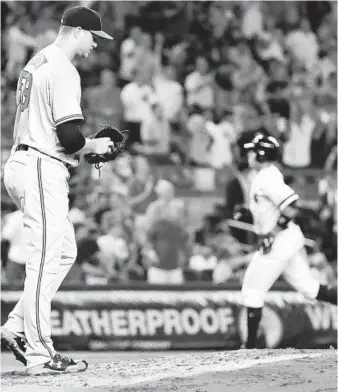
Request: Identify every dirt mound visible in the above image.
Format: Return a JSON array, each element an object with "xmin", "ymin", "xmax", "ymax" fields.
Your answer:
[{"xmin": 2, "ymin": 349, "xmax": 336, "ymax": 392}]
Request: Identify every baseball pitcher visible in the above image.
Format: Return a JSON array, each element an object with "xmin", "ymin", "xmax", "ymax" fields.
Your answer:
[{"xmin": 1, "ymin": 6, "xmax": 127, "ymax": 374}]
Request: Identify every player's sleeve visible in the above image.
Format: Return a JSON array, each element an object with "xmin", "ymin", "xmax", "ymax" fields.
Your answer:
[
  {"xmin": 262, "ymin": 168, "xmax": 299, "ymax": 211},
  {"xmin": 50, "ymin": 69, "xmax": 84, "ymax": 126}
]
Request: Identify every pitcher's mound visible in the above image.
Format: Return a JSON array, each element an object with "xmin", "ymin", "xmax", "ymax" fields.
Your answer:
[{"xmin": 2, "ymin": 348, "xmax": 336, "ymax": 392}]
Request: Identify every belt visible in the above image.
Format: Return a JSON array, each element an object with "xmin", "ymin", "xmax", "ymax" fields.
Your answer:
[{"xmin": 15, "ymin": 144, "xmax": 71, "ymax": 168}]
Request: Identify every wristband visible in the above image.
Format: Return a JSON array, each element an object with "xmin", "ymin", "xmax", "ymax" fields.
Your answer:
[{"xmin": 277, "ymin": 214, "xmax": 291, "ymax": 229}]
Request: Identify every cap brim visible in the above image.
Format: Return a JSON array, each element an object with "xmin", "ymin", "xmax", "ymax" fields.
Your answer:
[{"xmin": 91, "ymin": 30, "xmax": 113, "ymax": 40}]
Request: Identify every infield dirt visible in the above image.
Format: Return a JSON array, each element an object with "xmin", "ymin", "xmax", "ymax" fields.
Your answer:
[{"xmin": 1, "ymin": 348, "xmax": 337, "ymax": 392}]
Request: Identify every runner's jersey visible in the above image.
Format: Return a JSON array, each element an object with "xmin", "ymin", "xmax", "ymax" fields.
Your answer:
[{"xmin": 249, "ymin": 164, "xmax": 299, "ymax": 234}]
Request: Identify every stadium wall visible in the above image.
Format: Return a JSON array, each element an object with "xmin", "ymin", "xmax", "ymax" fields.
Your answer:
[{"xmin": 1, "ymin": 283, "xmax": 336, "ymax": 350}]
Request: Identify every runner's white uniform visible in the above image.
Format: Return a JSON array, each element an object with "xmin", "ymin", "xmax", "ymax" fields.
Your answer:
[
  {"xmin": 3, "ymin": 44, "xmax": 83, "ymax": 369},
  {"xmin": 241, "ymin": 164, "xmax": 320, "ymax": 308}
]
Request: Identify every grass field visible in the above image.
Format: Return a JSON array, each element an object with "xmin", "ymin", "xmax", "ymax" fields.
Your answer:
[{"xmin": 1, "ymin": 348, "xmax": 337, "ymax": 392}]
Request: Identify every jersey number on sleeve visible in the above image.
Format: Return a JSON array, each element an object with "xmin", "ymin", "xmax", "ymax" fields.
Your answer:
[{"xmin": 17, "ymin": 70, "xmax": 33, "ymax": 112}]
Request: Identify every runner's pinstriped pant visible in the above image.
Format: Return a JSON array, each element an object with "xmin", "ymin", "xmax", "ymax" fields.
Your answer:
[{"xmin": 3, "ymin": 151, "xmax": 77, "ymax": 368}]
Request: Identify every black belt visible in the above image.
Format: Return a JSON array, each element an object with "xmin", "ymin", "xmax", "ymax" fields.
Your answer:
[{"xmin": 15, "ymin": 144, "xmax": 70, "ymax": 168}]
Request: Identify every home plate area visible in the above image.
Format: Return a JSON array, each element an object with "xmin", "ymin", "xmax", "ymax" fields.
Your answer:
[{"xmin": 1, "ymin": 349, "xmax": 337, "ymax": 392}]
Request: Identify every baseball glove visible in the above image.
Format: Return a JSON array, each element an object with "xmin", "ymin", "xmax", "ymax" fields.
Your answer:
[{"xmin": 84, "ymin": 125, "xmax": 129, "ymax": 167}]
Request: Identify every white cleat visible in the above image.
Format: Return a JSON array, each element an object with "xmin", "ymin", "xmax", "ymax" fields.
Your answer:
[{"xmin": 27, "ymin": 353, "xmax": 88, "ymax": 375}]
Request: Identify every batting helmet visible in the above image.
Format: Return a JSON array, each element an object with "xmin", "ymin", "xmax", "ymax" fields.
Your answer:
[{"xmin": 243, "ymin": 133, "xmax": 280, "ymax": 163}]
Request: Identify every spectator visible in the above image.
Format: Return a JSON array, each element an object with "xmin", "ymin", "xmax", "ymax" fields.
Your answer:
[
  {"xmin": 69, "ymin": 197, "xmax": 86, "ymax": 226},
  {"xmin": 188, "ymin": 244, "xmax": 218, "ymax": 276},
  {"xmin": 119, "ymin": 25, "xmax": 143, "ymax": 88},
  {"xmin": 214, "ymin": 45, "xmax": 241, "ymax": 114},
  {"xmin": 324, "ymin": 145, "xmax": 337, "ymax": 172},
  {"xmin": 63, "ymin": 221, "xmax": 99, "ymax": 285},
  {"xmin": 241, "ymin": 1, "xmax": 265, "ymax": 39},
  {"xmin": 79, "ymin": 218, "xmax": 127, "ymax": 285},
  {"xmin": 212, "ymin": 226, "xmax": 252, "ymax": 284},
  {"xmin": 189, "ymin": 211, "xmax": 252, "ymax": 283},
  {"xmin": 266, "ymin": 58, "xmax": 288, "ymax": 83},
  {"xmin": 311, "ymin": 110, "xmax": 337, "ymax": 168},
  {"xmin": 317, "ymin": 21, "xmax": 335, "ymax": 54},
  {"xmin": 166, "ymin": 40, "xmax": 190, "ymax": 85},
  {"xmin": 264, "ymin": 14, "xmax": 286, "ymax": 48},
  {"xmin": 96, "ymin": 223, "xmax": 130, "ymax": 282},
  {"xmin": 205, "ymin": 112, "xmax": 237, "ymax": 168},
  {"xmin": 254, "ymin": 31, "xmax": 286, "ymax": 64},
  {"xmin": 94, "ymin": 153, "xmax": 133, "ymax": 195},
  {"xmin": 315, "ymin": 41, "xmax": 337, "ymax": 89},
  {"xmin": 308, "ymin": 246, "xmax": 336, "ymax": 287},
  {"xmin": 1, "ymin": 210, "xmax": 25, "ymax": 284},
  {"xmin": 120, "ymin": 66, "xmax": 158, "ymax": 147},
  {"xmin": 1, "ymin": 93, "xmax": 17, "ymax": 149},
  {"xmin": 208, "ymin": 2, "xmax": 237, "ymax": 48},
  {"xmin": 318, "ymin": 164, "xmax": 337, "ymax": 262},
  {"xmin": 34, "ymin": 28, "xmax": 57, "ymax": 52},
  {"xmin": 282, "ymin": 96, "xmax": 317, "ymax": 168},
  {"xmin": 108, "ymin": 192, "xmax": 134, "ymax": 228},
  {"xmin": 87, "ymin": 188, "xmax": 110, "ymax": 221},
  {"xmin": 186, "ymin": 113, "xmax": 213, "ymax": 167},
  {"xmin": 145, "ymin": 179, "xmax": 177, "ymax": 225},
  {"xmin": 282, "ymin": 3, "xmax": 301, "ymax": 33},
  {"xmin": 224, "ymin": 136, "xmax": 258, "ymax": 213},
  {"xmin": 232, "ymin": 41, "xmax": 266, "ymax": 107},
  {"xmin": 3, "ymin": 14, "xmax": 37, "ymax": 80},
  {"xmin": 153, "ymin": 65, "xmax": 184, "ymax": 124},
  {"xmin": 142, "ymin": 32, "xmax": 164, "ymax": 76},
  {"xmin": 140, "ymin": 102, "xmax": 171, "ymax": 155},
  {"xmin": 305, "ymin": 1, "xmax": 333, "ymax": 32},
  {"xmin": 185, "ymin": 55, "xmax": 214, "ymax": 110},
  {"xmin": 128, "ymin": 155, "xmax": 156, "ymax": 215},
  {"xmin": 84, "ymin": 69, "xmax": 123, "ymax": 130},
  {"xmin": 146, "ymin": 199, "xmax": 190, "ymax": 284},
  {"xmin": 127, "ymin": 215, "xmax": 149, "ymax": 281},
  {"xmin": 285, "ymin": 17, "xmax": 319, "ymax": 70}
]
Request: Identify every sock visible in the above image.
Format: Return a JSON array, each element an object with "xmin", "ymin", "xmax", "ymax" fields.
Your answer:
[
  {"xmin": 316, "ymin": 285, "xmax": 337, "ymax": 305},
  {"xmin": 246, "ymin": 307, "xmax": 263, "ymax": 348}
]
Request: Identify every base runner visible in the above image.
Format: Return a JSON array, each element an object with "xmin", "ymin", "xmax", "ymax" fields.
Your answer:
[{"xmin": 240, "ymin": 134, "xmax": 337, "ymax": 349}]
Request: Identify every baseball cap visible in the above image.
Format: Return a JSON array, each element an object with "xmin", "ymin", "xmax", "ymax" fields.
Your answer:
[{"xmin": 61, "ymin": 6, "xmax": 113, "ymax": 40}]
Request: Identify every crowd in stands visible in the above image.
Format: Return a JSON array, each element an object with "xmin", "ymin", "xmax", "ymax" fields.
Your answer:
[{"xmin": 1, "ymin": 1, "xmax": 337, "ymax": 287}]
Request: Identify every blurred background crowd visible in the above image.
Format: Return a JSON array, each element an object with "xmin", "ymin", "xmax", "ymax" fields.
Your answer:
[{"xmin": 1, "ymin": 1, "xmax": 337, "ymax": 287}]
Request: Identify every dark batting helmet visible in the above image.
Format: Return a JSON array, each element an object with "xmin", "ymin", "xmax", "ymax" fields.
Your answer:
[{"xmin": 243, "ymin": 133, "xmax": 280, "ymax": 162}]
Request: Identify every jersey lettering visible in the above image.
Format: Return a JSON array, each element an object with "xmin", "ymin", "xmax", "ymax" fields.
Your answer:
[
  {"xmin": 13, "ymin": 54, "xmax": 48, "ymax": 143},
  {"xmin": 17, "ymin": 54, "xmax": 48, "ymax": 112},
  {"xmin": 17, "ymin": 70, "xmax": 33, "ymax": 112}
]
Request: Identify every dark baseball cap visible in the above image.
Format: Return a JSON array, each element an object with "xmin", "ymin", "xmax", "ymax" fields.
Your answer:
[{"xmin": 61, "ymin": 6, "xmax": 113, "ymax": 40}]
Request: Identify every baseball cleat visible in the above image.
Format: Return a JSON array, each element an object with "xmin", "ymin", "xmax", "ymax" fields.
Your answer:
[
  {"xmin": 27, "ymin": 353, "xmax": 88, "ymax": 375},
  {"xmin": 0, "ymin": 327, "xmax": 27, "ymax": 366}
]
